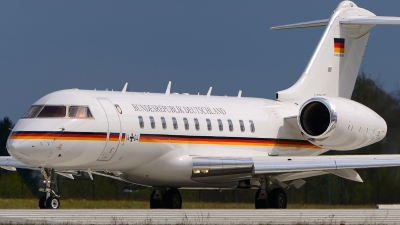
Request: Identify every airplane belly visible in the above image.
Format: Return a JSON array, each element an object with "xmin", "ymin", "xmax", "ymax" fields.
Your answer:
[{"xmin": 120, "ymin": 152, "xmax": 239, "ymax": 188}]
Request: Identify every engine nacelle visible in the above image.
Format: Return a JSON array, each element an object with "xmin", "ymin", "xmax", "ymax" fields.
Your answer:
[{"xmin": 298, "ymin": 97, "xmax": 386, "ymax": 150}]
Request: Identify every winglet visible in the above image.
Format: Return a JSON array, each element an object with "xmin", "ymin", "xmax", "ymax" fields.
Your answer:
[
  {"xmin": 166, "ymin": 81, "xmax": 171, "ymax": 95},
  {"xmin": 122, "ymin": 83, "xmax": 128, "ymax": 93},
  {"xmin": 207, "ymin": 87, "xmax": 212, "ymax": 97}
]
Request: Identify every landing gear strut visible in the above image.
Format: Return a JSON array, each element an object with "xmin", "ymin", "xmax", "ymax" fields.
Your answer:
[
  {"xmin": 39, "ymin": 168, "xmax": 60, "ymax": 209},
  {"xmin": 150, "ymin": 188, "xmax": 182, "ymax": 209},
  {"xmin": 255, "ymin": 178, "xmax": 287, "ymax": 209}
]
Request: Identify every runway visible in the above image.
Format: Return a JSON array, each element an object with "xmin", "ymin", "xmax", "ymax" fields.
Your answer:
[{"xmin": 1, "ymin": 209, "xmax": 400, "ymax": 225}]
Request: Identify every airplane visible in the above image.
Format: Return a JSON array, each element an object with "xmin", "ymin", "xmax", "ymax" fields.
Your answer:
[{"xmin": 2, "ymin": 0, "xmax": 400, "ymax": 210}]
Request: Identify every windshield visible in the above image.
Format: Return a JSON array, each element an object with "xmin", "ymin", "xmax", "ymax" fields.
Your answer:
[
  {"xmin": 37, "ymin": 106, "xmax": 66, "ymax": 118},
  {"xmin": 22, "ymin": 105, "xmax": 93, "ymax": 118},
  {"xmin": 22, "ymin": 105, "xmax": 44, "ymax": 118},
  {"xmin": 69, "ymin": 106, "xmax": 93, "ymax": 118}
]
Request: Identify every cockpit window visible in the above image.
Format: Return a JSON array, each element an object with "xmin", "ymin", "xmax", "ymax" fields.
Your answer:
[
  {"xmin": 69, "ymin": 106, "xmax": 93, "ymax": 118},
  {"xmin": 37, "ymin": 106, "xmax": 66, "ymax": 118},
  {"xmin": 22, "ymin": 105, "xmax": 44, "ymax": 118}
]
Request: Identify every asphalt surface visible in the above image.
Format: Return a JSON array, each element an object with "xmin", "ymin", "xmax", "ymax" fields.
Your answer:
[{"xmin": 0, "ymin": 209, "xmax": 399, "ymax": 224}]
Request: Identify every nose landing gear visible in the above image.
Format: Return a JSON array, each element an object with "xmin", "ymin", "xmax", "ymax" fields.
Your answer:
[{"xmin": 39, "ymin": 168, "xmax": 60, "ymax": 209}]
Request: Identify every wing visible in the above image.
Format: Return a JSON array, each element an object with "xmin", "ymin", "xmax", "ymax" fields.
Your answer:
[
  {"xmin": 0, "ymin": 156, "xmax": 35, "ymax": 171},
  {"xmin": 0, "ymin": 156, "xmax": 148, "ymax": 189},
  {"xmin": 253, "ymin": 155, "xmax": 400, "ymax": 173},
  {"xmin": 191, "ymin": 155, "xmax": 400, "ymax": 185}
]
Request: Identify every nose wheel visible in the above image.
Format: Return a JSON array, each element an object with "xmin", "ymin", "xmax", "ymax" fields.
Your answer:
[
  {"xmin": 39, "ymin": 168, "xmax": 61, "ymax": 209},
  {"xmin": 39, "ymin": 196, "xmax": 60, "ymax": 209}
]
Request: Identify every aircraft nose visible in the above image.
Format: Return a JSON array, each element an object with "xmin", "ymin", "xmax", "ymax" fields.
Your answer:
[
  {"xmin": 6, "ymin": 131, "xmax": 47, "ymax": 166},
  {"xmin": 8, "ymin": 132, "xmax": 31, "ymax": 160}
]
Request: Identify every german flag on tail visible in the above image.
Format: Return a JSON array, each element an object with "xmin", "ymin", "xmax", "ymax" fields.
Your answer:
[{"xmin": 334, "ymin": 38, "xmax": 345, "ymax": 54}]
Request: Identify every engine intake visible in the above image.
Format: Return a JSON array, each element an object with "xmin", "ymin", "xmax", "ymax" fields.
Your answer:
[
  {"xmin": 298, "ymin": 97, "xmax": 386, "ymax": 150},
  {"xmin": 299, "ymin": 99, "xmax": 336, "ymax": 138}
]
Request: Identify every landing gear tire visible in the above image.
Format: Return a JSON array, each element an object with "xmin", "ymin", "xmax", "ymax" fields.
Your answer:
[
  {"xmin": 269, "ymin": 188, "xmax": 287, "ymax": 209},
  {"xmin": 150, "ymin": 190, "xmax": 163, "ymax": 209},
  {"xmin": 164, "ymin": 188, "xmax": 182, "ymax": 209},
  {"xmin": 46, "ymin": 196, "xmax": 60, "ymax": 209},
  {"xmin": 39, "ymin": 196, "xmax": 46, "ymax": 209},
  {"xmin": 39, "ymin": 168, "xmax": 61, "ymax": 209},
  {"xmin": 254, "ymin": 189, "xmax": 268, "ymax": 209}
]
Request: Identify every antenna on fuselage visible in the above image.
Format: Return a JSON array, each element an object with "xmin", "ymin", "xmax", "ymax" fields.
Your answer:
[
  {"xmin": 165, "ymin": 81, "xmax": 171, "ymax": 95},
  {"xmin": 207, "ymin": 87, "xmax": 212, "ymax": 97},
  {"xmin": 238, "ymin": 90, "xmax": 242, "ymax": 98},
  {"xmin": 122, "ymin": 83, "xmax": 128, "ymax": 93}
]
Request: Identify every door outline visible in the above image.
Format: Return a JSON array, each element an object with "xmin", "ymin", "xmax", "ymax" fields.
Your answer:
[{"xmin": 97, "ymin": 98, "xmax": 121, "ymax": 161}]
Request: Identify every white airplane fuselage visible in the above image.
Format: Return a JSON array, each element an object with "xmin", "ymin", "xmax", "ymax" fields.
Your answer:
[
  {"xmin": 7, "ymin": 89, "xmax": 328, "ymax": 188},
  {"xmin": 3, "ymin": 1, "xmax": 400, "ymax": 210}
]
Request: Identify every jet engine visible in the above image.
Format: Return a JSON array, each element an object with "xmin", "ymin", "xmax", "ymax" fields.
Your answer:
[{"xmin": 298, "ymin": 97, "xmax": 386, "ymax": 150}]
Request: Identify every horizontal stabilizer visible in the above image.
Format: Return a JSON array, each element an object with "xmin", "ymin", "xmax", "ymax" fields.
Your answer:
[
  {"xmin": 270, "ymin": 19, "xmax": 329, "ymax": 30},
  {"xmin": 340, "ymin": 16, "xmax": 400, "ymax": 25}
]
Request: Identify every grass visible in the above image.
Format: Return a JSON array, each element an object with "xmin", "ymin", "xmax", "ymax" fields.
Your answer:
[{"xmin": 0, "ymin": 198, "xmax": 376, "ymax": 209}]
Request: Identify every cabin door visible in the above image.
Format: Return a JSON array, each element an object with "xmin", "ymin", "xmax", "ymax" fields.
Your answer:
[{"xmin": 97, "ymin": 98, "xmax": 121, "ymax": 161}]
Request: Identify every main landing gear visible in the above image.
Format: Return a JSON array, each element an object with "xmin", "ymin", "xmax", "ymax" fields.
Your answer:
[
  {"xmin": 255, "ymin": 178, "xmax": 287, "ymax": 209},
  {"xmin": 150, "ymin": 188, "xmax": 182, "ymax": 209},
  {"xmin": 39, "ymin": 168, "xmax": 60, "ymax": 209}
]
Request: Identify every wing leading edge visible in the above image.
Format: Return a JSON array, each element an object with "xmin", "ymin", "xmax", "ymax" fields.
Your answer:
[{"xmin": 253, "ymin": 155, "xmax": 400, "ymax": 174}]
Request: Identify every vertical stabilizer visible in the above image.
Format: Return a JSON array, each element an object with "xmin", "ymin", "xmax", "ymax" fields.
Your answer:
[{"xmin": 276, "ymin": 1, "xmax": 376, "ymax": 102}]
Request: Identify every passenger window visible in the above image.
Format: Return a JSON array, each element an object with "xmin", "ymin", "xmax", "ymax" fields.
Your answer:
[
  {"xmin": 69, "ymin": 106, "xmax": 93, "ymax": 118},
  {"xmin": 23, "ymin": 105, "xmax": 43, "ymax": 118},
  {"xmin": 150, "ymin": 116, "xmax": 155, "ymax": 129},
  {"xmin": 239, "ymin": 120, "xmax": 245, "ymax": 132},
  {"xmin": 228, "ymin": 119, "xmax": 233, "ymax": 132},
  {"xmin": 161, "ymin": 117, "xmax": 167, "ymax": 129},
  {"xmin": 183, "ymin": 118, "xmax": 189, "ymax": 130},
  {"xmin": 206, "ymin": 119, "xmax": 212, "ymax": 131},
  {"xmin": 172, "ymin": 117, "xmax": 178, "ymax": 130},
  {"xmin": 218, "ymin": 119, "xmax": 223, "ymax": 131},
  {"xmin": 37, "ymin": 106, "xmax": 66, "ymax": 118},
  {"xmin": 138, "ymin": 116, "xmax": 144, "ymax": 128},
  {"xmin": 249, "ymin": 120, "xmax": 255, "ymax": 133},
  {"xmin": 194, "ymin": 118, "xmax": 200, "ymax": 131}
]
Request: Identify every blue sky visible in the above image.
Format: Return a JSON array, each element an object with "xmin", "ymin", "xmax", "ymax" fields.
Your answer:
[{"xmin": 1, "ymin": 1, "xmax": 400, "ymax": 123}]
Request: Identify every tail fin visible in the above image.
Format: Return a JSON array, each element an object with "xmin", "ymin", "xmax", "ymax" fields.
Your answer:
[{"xmin": 275, "ymin": 1, "xmax": 400, "ymax": 103}]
